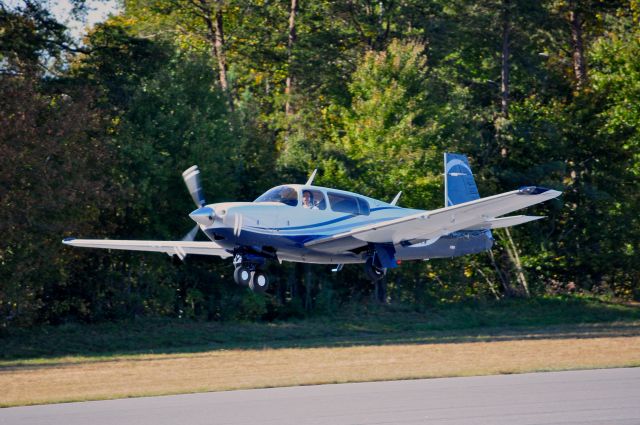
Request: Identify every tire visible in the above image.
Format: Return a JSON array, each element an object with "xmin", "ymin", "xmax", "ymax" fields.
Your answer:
[
  {"xmin": 249, "ymin": 270, "xmax": 269, "ymax": 293},
  {"xmin": 234, "ymin": 266, "xmax": 252, "ymax": 287},
  {"xmin": 364, "ymin": 256, "xmax": 386, "ymax": 281}
]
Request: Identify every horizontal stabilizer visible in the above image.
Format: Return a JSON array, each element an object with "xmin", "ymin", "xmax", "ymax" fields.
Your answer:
[
  {"xmin": 62, "ymin": 238, "xmax": 231, "ymax": 259},
  {"xmin": 463, "ymin": 215, "xmax": 545, "ymax": 230}
]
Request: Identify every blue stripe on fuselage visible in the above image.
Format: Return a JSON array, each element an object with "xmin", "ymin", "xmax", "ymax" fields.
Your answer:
[
  {"xmin": 244, "ymin": 211, "xmax": 408, "ymax": 237},
  {"xmin": 266, "ymin": 206, "xmax": 403, "ymax": 231},
  {"xmin": 244, "ymin": 217, "xmax": 393, "ymax": 236}
]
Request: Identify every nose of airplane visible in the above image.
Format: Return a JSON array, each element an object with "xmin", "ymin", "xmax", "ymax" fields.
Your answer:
[{"xmin": 189, "ymin": 206, "xmax": 215, "ymax": 226}]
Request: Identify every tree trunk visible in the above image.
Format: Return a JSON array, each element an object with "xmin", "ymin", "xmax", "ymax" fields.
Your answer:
[
  {"xmin": 304, "ymin": 263, "xmax": 312, "ymax": 311},
  {"xmin": 475, "ymin": 266, "xmax": 501, "ymax": 300},
  {"xmin": 568, "ymin": 2, "xmax": 588, "ymax": 90},
  {"xmin": 289, "ymin": 264, "xmax": 299, "ymax": 300},
  {"xmin": 375, "ymin": 276, "xmax": 387, "ymax": 304},
  {"xmin": 201, "ymin": 0, "xmax": 233, "ymax": 111},
  {"xmin": 284, "ymin": 0, "xmax": 298, "ymax": 116},
  {"xmin": 277, "ymin": 270, "xmax": 286, "ymax": 305},
  {"xmin": 214, "ymin": 6, "xmax": 234, "ymax": 111},
  {"xmin": 503, "ymin": 228, "xmax": 530, "ymax": 297},
  {"xmin": 500, "ymin": 0, "xmax": 510, "ymax": 118},
  {"xmin": 489, "ymin": 248, "xmax": 513, "ymax": 297}
]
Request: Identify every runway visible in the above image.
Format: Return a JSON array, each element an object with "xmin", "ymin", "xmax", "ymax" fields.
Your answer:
[{"xmin": 2, "ymin": 367, "xmax": 639, "ymax": 425}]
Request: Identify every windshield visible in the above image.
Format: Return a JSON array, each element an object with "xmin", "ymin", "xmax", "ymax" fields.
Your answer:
[{"xmin": 254, "ymin": 186, "xmax": 298, "ymax": 206}]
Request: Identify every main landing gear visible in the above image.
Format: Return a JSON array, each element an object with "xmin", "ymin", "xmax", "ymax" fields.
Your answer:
[
  {"xmin": 233, "ymin": 254, "xmax": 270, "ymax": 293},
  {"xmin": 364, "ymin": 254, "xmax": 386, "ymax": 282}
]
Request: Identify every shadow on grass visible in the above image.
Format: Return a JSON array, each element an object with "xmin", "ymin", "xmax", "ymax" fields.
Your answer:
[{"xmin": 1, "ymin": 296, "xmax": 639, "ymax": 367}]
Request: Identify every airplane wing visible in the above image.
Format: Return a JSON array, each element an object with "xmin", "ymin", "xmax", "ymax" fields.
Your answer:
[
  {"xmin": 62, "ymin": 238, "xmax": 232, "ymax": 260},
  {"xmin": 305, "ymin": 186, "xmax": 561, "ymax": 249},
  {"xmin": 463, "ymin": 215, "xmax": 545, "ymax": 230}
]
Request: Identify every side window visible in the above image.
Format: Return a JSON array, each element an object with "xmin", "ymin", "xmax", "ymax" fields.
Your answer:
[
  {"xmin": 301, "ymin": 190, "xmax": 326, "ymax": 210},
  {"xmin": 328, "ymin": 192, "xmax": 369, "ymax": 215}
]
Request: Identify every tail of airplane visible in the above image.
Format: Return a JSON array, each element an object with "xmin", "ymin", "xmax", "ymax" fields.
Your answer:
[{"xmin": 444, "ymin": 153, "xmax": 480, "ymax": 207}]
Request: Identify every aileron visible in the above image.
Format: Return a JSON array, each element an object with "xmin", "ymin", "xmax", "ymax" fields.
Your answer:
[{"xmin": 62, "ymin": 238, "xmax": 232, "ymax": 259}]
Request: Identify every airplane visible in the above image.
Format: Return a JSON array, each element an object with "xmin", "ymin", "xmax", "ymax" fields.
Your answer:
[{"xmin": 63, "ymin": 153, "xmax": 561, "ymax": 293}]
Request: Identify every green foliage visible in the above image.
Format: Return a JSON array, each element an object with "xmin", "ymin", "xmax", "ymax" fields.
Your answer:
[
  {"xmin": 0, "ymin": 69, "xmax": 120, "ymax": 328},
  {"xmin": 74, "ymin": 21, "xmax": 171, "ymax": 110},
  {"xmin": 0, "ymin": 2, "xmax": 71, "ymax": 73},
  {"xmin": 2, "ymin": 0, "xmax": 640, "ymax": 333},
  {"xmin": 324, "ymin": 40, "xmax": 453, "ymax": 208}
]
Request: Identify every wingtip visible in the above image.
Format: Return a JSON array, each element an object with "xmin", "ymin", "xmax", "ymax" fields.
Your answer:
[
  {"xmin": 62, "ymin": 237, "xmax": 76, "ymax": 244},
  {"xmin": 518, "ymin": 186, "xmax": 562, "ymax": 198}
]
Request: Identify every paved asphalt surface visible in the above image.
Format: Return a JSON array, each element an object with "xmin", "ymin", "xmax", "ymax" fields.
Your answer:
[{"xmin": 2, "ymin": 367, "xmax": 639, "ymax": 425}]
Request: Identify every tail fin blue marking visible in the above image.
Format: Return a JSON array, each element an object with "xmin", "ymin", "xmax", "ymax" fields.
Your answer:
[{"xmin": 444, "ymin": 153, "xmax": 480, "ymax": 207}]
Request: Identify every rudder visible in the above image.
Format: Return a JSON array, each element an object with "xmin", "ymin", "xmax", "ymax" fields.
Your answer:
[{"xmin": 444, "ymin": 153, "xmax": 480, "ymax": 207}]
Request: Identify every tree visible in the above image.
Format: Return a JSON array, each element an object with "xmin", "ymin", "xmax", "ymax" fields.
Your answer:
[
  {"xmin": 0, "ymin": 1, "xmax": 74, "ymax": 75},
  {"xmin": 0, "ymin": 45, "xmax": 120, "ymax": 328},
  {"xmin": 125, "ymin": 0, "xmax": 236, "ymax": 109}
]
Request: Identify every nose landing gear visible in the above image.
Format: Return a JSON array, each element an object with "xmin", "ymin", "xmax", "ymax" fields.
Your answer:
[
  {"xmin": 249, "ymin": 270, "xmax": 269, "ymax": 293},
  {"xmin": 233, "ymin": 254, "xmax": 270, "ymax": 293},
  {"xmin": 233, "ymin": 266, "xmax": 252, "ymax": 287}
]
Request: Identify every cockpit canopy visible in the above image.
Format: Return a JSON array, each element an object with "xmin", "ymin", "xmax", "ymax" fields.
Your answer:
[
  {"xmin": 254, "ymin": 185, "xmax": 298, "ymax": 206},
  {"xmin": 254, "ymin": 185, "xmax": 371, "ymax": 215}
]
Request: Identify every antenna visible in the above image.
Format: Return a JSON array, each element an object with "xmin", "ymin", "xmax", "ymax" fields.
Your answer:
[
  {"xmin": 390, "ymin": 191, "xmax": 402, "ymax": 206},
  {"xmin": 305, "ymin": 169, "xmax": 318, "ymax": 186}
]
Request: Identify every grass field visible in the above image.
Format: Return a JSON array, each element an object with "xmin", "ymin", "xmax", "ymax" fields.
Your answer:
[
  {"xmin": 2, "ymin": 296, "xmax": 639, "ymax": 360},
  {"xmin": 1, "ymin": 297, "xmax": 639, "ymax": 407}
]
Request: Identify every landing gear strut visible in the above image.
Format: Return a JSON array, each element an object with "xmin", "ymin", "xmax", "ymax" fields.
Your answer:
[{"xmin": 233, "ymin": 254, "xmax": 270, "ymax": 293}]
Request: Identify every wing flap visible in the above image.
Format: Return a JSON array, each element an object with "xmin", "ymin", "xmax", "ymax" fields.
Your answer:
[
  {"xmin": 62, "ymin": 238, "xmax": 232, "ymax": 259},
  {"xmin": 305, "ymin": 187, "xmax": 560, "ymax": 248},
  {"xmin": 463, "ymin": 215, "xmax": 545, "ymax": 230}
]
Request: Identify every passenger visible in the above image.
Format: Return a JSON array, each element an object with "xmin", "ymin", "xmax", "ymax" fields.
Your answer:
[{"xmin": 302, "ymin": 190, "xmax": 318, "ymax": 209}]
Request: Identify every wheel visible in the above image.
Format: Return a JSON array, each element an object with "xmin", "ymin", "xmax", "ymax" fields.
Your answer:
[
  {"xmin": 249, "ymin": 270, "xmax": 269, "ymax": 293},
  {"xmin": 364, "ymin": 256, "xmax": 386, "ymax": 281},
  {"xmin": 234, "ymin": 266, "xmax": 252, "ymax": 287}
]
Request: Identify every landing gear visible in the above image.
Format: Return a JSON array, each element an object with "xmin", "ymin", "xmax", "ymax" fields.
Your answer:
[
  {"xmin": 364, "ymin": 255, "xmax": 386, "ymax": 281},
  {"xmin": 233, "ymin": 254, "xmax": 270, "ymax": 293},
  {"xmin": 233, "ymin": 266, "xmax": 252, "ymax": 287},
  {"xmin": 249, "ymin": 271, "xmax": 269, "ymax": 293}
]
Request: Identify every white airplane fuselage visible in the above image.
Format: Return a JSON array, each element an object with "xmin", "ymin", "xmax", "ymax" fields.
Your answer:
[{"xmin": 198, "ymin": 184, "xmax": 493, "ymax": 265}]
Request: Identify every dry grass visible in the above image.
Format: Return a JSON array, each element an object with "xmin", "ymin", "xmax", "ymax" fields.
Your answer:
[{"xmin": 2, "ymin": 333, "xmax": 640, "ymax": 407}]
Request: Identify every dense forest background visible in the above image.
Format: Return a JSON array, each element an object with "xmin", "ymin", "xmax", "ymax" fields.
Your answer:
[{"xmin": 2, "ymin": 0, "xmax": 640, "ymax": 330}]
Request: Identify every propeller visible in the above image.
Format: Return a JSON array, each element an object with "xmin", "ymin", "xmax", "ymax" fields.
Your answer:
[
  {"xmin": 183, "ymin": 165, "xmax": 215, "ymax": 226},
  {"xmin": 182, "ymin": 165, "xmax": 206, "ymax": 208},
  {"xmin": 169, "ymin": 166, "xmax": 214, "ymax": 263},
  {"xmin": 182, "ymin": 224, "xmax": 200, "ymax": 242}
]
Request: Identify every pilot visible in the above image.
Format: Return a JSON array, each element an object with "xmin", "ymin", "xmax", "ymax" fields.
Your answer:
[
  {"xmin": 277, "ymin": 186, "xmax": 296, "ymax": 206},
  {"xmin": 302, "ymin": 190, "xmax": 318, "ymax": 209}
]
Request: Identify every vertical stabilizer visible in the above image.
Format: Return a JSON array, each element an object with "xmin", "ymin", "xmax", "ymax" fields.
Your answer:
[{"xmin": 444, "ymin": 153, "xmax": 480, "ymax": 207}]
